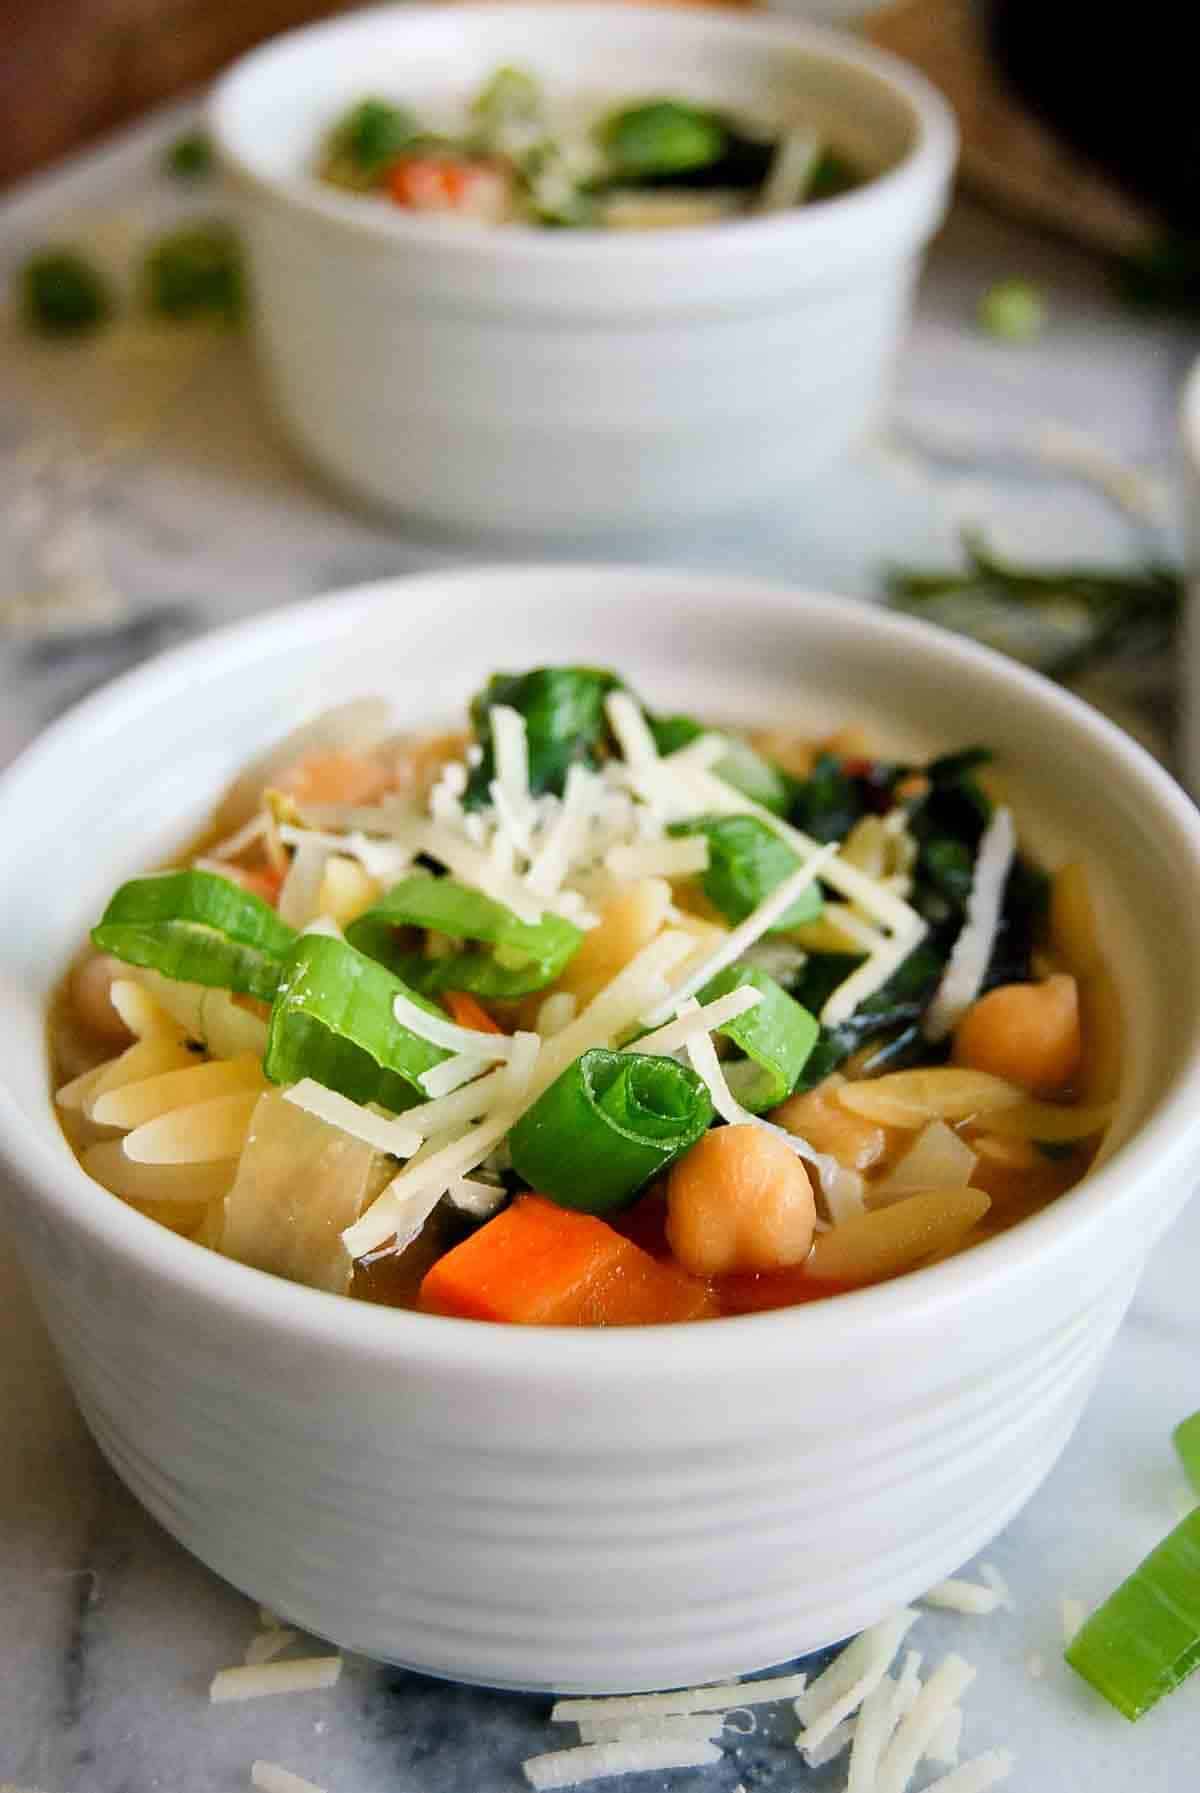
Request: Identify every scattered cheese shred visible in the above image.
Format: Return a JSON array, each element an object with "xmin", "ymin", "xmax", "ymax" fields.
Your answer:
[
  {"xmin": 244, "ymin": 1627, "xmax": 299, "ymax": 1667},
  {"xmin": 874, "ymin": 1654, "xmax": 976, "ymax": 1793},
  {"xmin": 921, "ymin": 1579, "xmax": 1003, "ymax": 1616},
  {"xmin": 572, "ymin": 1716, "xmax": 724, "ymax": 1747},
  {"xmin": 799, "ymin": 1714, "xmax": 856, "ymax": 1768},
  {"xmin": 536, "ymin": 990, "xmax": 578, "ymax": 1037},
  {"xmin": 393, "ymin": 992, "xmax": 518, "ymax": 1062},
  {"xmin": 684, "ymin": 1026, "xmax": 751, "ymax": 1127},
  {"xmin": 209, "ymin": 1656, "xmax": 342, "ymax": 1703},
  {"xmin": 490, "ymin": 705, "xmax": 532, "ymax": 820},
  {"xmin": 552, "ymin": 1670, "xmax": 808, "ymax": 1725},
  {"xmin": 632, "ymin": 986, "xmax": 762, "ymax": 1059},
  {"xmin": 250, "ymin": 1764, "xmax": 329, "ymax": 1793},
  {"xmin": 846, "ymin": 1669, "xmax": 901, "ymax": 1792},
  {"xmin": 522, "ymin": 1737, "xmax": 721, "ymax": 1790},
  {"xmin": 978, "ymin": 1564, "xmax": 1014, "ymax": 1611},
  {"xmin": 922, "ymin": 1749, "xmax": 1015, "ymax": 1793},
  {"xmin": 418, "ymin": 1053, "xmax": 497, "ymax": 1100},
  {"xmin": 642, "ymin": 846, "xmax": 840, "ymax": 1025},
  {"xmin": 796, "ymin": 1610, "xmax": 918, "ymax": 1732},
  {"xmin": 923, "ymin": 809, "xmax": 1016, "ymax": 1042},
  {"xmin": 927, "ymin": 1706, "xmax": 963, "ymax": 1767},
  {"xmin": 283, "ymin": 1080, "xmax": 422, "ymax": 1159},
  {"xmin": 1060, "ymin": 1596, "xmax": 1086, "ymax": 1643},
  {"xmin": 446, "ymin": 1176, "xmax": 506, "ymax": 1218},
  {"xmin": 605, "ymin": 838, "xmax": 710, "ymax": 882},
  {"xmin": 341, "ymin": 1110, "xmax": 516, "ymax": 1258},
  {"xmin": 605, "ymin": 691, "xmax": 660, "ymax": 773}
]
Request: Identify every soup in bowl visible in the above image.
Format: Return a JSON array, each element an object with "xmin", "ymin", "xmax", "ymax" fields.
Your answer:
[{"xmin": 1, "ymin": 566, "xmax": 1198, "ymax": 1692}]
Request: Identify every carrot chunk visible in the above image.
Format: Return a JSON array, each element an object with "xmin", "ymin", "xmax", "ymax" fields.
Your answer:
[
  {"xmin": 418, "ymin": 1194, "xmax": 714, "ymax": 1326},
  {"xmin": 442, "ymin": 991, "xmax": 505, "ymax": 1034}
]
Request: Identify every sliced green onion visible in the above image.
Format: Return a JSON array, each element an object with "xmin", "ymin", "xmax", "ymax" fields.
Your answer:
[
  {"xmin": 600, "ymin": 100, "xmax": 727, "ymax": 180},
  {"xmin": 668, "ymin": 814, "xmax": 823, "ymax": 931},
  {"xmin": 471, "ymin": 66, "xmax": 542, "ymax": 129},
  {"xmin": 508, "ymin": 1048, "xmax": 713, "ymax": 1214},
  {"xmin": 1065, "ymin": 1507, "xmax": 1200, "ymax": 1719},
  {"xmin": 698, "ymin": 966, "xmax": 819, "ymax": 1112},
  {"xmin": 264, "ymin": 934, "xmax": 449, "ymax": 1113},
  {"xmin": 1175, "ymin": 1413, "xmax": 1200, "ymax": 1495},
  {"xmin": 20, "ymin": 248, "xmax": 113, "ymax": 337},
  {"xmin": 322, "ymin": 98, "xmax": 420, "ymax": 188},
  {"xmin": 345, "ymin": 876, "xmax": 581, "ymax": 997},
  {"xmin": 649, "ymin": 715, "xmax": 793, "ymax": 815},
  {"xmin": 92, "ymin": 870, "xmax": 296, "ymax": 1002}
]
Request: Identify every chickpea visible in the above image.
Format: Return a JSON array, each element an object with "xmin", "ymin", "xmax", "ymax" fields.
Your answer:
[
  {"xmin": 771, "ymin": 1075, "xmax": 887, "ymax": 1172},
  {"xmin": 952, "ymin": 973, "xmax": 1081, "ymax": 1096},
  {"xmin": 69, "ymin": 953, "xmax": 134, "ymax": 1044},
  {"xmin": 666, "ymin": 1124, "xmax": 815, "ymax": 1276}
]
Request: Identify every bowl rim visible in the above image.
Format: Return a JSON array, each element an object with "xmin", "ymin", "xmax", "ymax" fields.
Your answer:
[
  {"xmin": 4, "ymin": 561, "xmax": 1200, "ymax": 1378},
  {"xmin": 208, "ymin": 1, "xmax": 958, "ymax": 271}
]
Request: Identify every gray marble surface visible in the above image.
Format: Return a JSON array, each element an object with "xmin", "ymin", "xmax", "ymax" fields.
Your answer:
[{"xmin": 1, "ymin": 92, "xmax": 1198, "ymax": 1793}]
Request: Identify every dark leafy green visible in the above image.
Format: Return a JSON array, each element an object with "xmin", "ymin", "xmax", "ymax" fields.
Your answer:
[
  {"xmin": 789, "ymin": 753, "xmax": 873, "ymax": 843},
  {"xmin": 465, "ymin": 666, "xmax": 621, "ymax": 805},
  {"xmin": 668, "ymin": 814, "xmax": 823, "ymax": 931},
  {"xmin": 791, "ymin": 942, "xmax": 947, "ymax": 1089},
  {"xmin": 20, "ymin": 249, "xmax": 112, "ymax": 337}
]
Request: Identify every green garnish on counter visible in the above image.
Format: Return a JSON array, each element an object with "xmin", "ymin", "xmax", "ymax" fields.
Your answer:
[
  {"xmin": 19, "ymin": 249, "xmax": 113, "ymax": 337},
  {"xmin": 1065, "ymin": 1506, "xmax": 1200, "ymax": 1719}
]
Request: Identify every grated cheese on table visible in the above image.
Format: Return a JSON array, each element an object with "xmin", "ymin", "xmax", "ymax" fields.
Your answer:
[
  {"xmin": 209, "ymin": 1656, "xmax": 342, "ymax": 1703},
  {"xmin": 796, "ymin": 1611, "xmax": 919, "ymax": 1730},
  {"xmin": 250, "ymin": 1765, "xmax": 329, "ymax": 1793},
  {"xmin": 522, "ymin": 1737, "xmax": 722, "ymax": 1790},
  {"xmin": 572, "ymin": 1715, "xmax": 725, "ymax": 1747},
  {"xmin": 922, "ymin": 1749, "xmax": 1016, "ymax": 1793},
  {"xmin": 921, "ymin": 1578, "xmax": 1003, "ymax": 1616},
  {"xmin": 928, "ymin": 1706, "xmax": 963, "ymax": 1767},
  {"xmin": 244, "ymin": 1626, "xmax": 299, "ymax": 1667},
  {"xmin": 551, "ymin": 1670, "xmax": 808, "ymax": 1725},
  {"xmin": 874, "ymin": 1654, "xmax": 977, "ymax": 1793},
  {"xmin": 1060, "ymin": 1596, "xmax": 1086, "ymax": 1643}
]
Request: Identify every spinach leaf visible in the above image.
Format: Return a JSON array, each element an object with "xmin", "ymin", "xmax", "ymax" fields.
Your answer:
[
  {"xmin": 465, "ymin": 666, "xmax": 621, "ymax": 806},
  {"xmin": 789, "ymin": 752, "xmax": 871, "ymax": 843},
  {"xmin": 790, "ymin": 943, "xmax": 949, "ymax": 1091},
  {"xmin": 649, "ymin": 713, "xmax": 794, "ymax": 814},
  {"xmin": 668, "ymin": 814, "xmax": 822, "ymax": 931}
]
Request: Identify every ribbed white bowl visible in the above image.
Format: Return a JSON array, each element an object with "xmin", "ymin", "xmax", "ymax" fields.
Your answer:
[
  {"xmin": 2, "ymin": 567, "xmax": 1199, "ymax": 1692},
  {"xmin": 210, "ymin": 6, "xmax": 956, "ymax": 534}
]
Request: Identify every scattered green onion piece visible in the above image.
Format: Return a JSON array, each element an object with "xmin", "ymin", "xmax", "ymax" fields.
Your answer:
[
  {"xmin": 164, "ymin": 130, "xmax": 213, "ymax": 180},
  {"xmin": 264, "ymin": 934, "xmax": 448, "ymax": 1113},
  {"xmin": 1175, "ymin": 1413, "xmax": 1200, "ymax": 1496},
  {"xmin": 92, "ymin": 870, "xmax": 296, "ymax": 1002},
  {"xmin": 697, "ymin": 966, "xmax": 818, "ymax": 1111},
  {"xmin": 600, "ymin": 100, "xmax": 727, "ymax": 180},
  {"xmin": 978, "ymin": 278, "xmax": 1047, "ymax": 343},
  {"xmin": 345, "ymin": 876, "xmax": 582, "ymax": 997},
  {"xmin": 465, "ymin": 666, "xmax": 621, "ymax": 805},
  {"xmin": 649, "ymin": 714, "xmax": 794, "ymax": 815},
  {"xmin": 668, "ymin": 814, "xmax": 823, "ymax": 931},
  {"xmin": 508, "ymin": 1048, "xmax": 713, "ymax": 1214},
  {"xmin": 322, "ymin": 98, "xmax": 420, "ymax": 187},
  {"xmin": 471, "ymin": 66, "xmax": 542, "ymax": 129},
  {"xmin": 141, "ymin": 221, "xmax": 244, "ymax": 323},
  {"xmin": 20, "ymin": 249, "xmax": 112, "ymax": 337},
  {"xmin": 1065, "ymin": 1507, "xmax": 1200, "ymax": 1719}
]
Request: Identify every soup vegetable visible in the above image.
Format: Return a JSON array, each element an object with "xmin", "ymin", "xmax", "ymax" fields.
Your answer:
[
  {"xmin": 315, "ymin": 69, "xmax": 861, "ymax": 229},
  {"xmin": 53, "ymin": 668, "xmax": 1119, "ymax": 1325}
]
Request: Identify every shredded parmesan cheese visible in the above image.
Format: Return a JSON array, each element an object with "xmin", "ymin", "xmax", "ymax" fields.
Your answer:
[
  {"xmin": 605, "ymin": 691, "xmax": 660, "ymax": 773},
  {"xmin": 632, "ymin": 986, "xmax": 762, "ymax": 1058},
  {"xmin": 283, "ymin": 1081, "xmax": 422, "ymax": 1159},
  {"xmin": 921, "ymin": 1579, "xmax": 1003, "ymax": 1616},
  {"xmin": 874, "ymin": 1654, "xmax": 977, "ymax": 1793},
  {"xmin": 522, "ymin": 1738, "xmax": 721, "ymax": 1790},
  {"xmin": 922, "ymin": 1749, "xmax": 1015, "ymax": 1793},
  {"xmin": 927, "ymin": 1706, "xmax": 963, "ymax": 1767},
  {"xmin": 446, "ymin": 1176, "xmax": 506, "ymax": 1218},
  {"xmin": 393, "ymin": 992, "xmax": 518, "ymax": 1062},
  {"xmin": 209, "ymin": 1656, "xmax": 342, "ymax": 1702},
  {"xmin": 536, "ymin": 990, "xmax": 578, "ymax": 1037},
  {"xmin": 552, "ymin": 1671, "xmax": 808, "ymax": 1725},
  {"xmin": 796, "ymin": 1611, "xmax": 918, "ymax": 1728},
  {"xmin": 341, "ymin": 1111, "xmax": 515, "ymax": 1258},
  {"xmin": 244, "ymin": 1627, "xmax": 299, "ymax": 1666},
  {"xmin": 250, "ymin": 1765, "xmax": 329, "ymax": 1793},
  {"xmin": 923, "ymin": 809, "xmax": 1016, "ymax": 1042},
  {"xmin": 605, "ymin": 838, "xmax": 709, "ymax": 882},
  {"xmin": 572, "ymin": 1716, "xmax": 724, "ymax": 1747}
]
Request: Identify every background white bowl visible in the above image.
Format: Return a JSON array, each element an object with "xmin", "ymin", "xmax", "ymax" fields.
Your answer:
[
  {"xmin": 1180, "ymin": 357, "xmax": 1200, "ymax": 797},
  {"xmin": 2, "ymin": 566, "xmax": 1199, "ymax": 1693},
  {"xmin": 210, "ymin": 5, "xmax": 957, "ymax": 536}
]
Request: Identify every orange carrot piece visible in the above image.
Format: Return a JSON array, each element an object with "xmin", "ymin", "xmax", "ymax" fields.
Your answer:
[
  {"xmin": 418, "ymin": 1194, "xmax": 713, "ymax": 1326},
  {"xmin": 442, "ymin": 990, "xmax": 505, "ymax": 1035}
]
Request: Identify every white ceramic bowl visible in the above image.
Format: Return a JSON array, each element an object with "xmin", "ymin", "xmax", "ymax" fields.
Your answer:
[
  {"xmin": 1180, "ymin": 356, "xmax": 1200, "ymax": 796},
  {"xmin": 210, "ymin": 5, "xmax": 957, "ymax": 536},
  {"xmin": 2, "ymin": 566, "xmax": 1200, "ymax": 1694}
]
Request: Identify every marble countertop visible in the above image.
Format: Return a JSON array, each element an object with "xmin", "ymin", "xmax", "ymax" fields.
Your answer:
[{"xmin": 1, "ymin": 94, "xmax": 1198, "ymax": 1793}]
